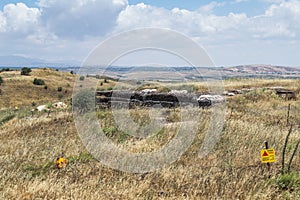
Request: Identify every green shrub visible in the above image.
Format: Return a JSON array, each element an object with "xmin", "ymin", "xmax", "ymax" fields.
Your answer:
[
  {"xmin": 57, "ymin": 86, "xmax": 62, "ymax": 92},
  {"xmin": 46, "ymin": 103, "xmax": 52, "ymax": 109},
  {"xmin": 0, "ymin": 76, "xmax": 3, "ymax": 85},
  {"xmin": 33, "ymin": 78, "xmax": 45, "ymax": 85},
  {"xmin": 21, "ymin": 67, "xmax": 32, "ymax": 76},
  {"xmin": 95, "ymin": 75, "xmax": 100, "ymax": 79},
  {"xmin": 0, "ymin": 68, "xmax": 10, "ymax": 73},
  {"xmin": 103, "ymin": 126, "xmax": 118, "ymax": 137},
  {"xmin": 44, "ymin": 85, "xmax": 48, "ymax": 90},
  {"xmin": 0, "ymin": 113, "xmax": 15, "ymax": 126},
  {"xmin": 277, "ymin": 173, "xmax": 300, "ymax": 190},
  {"xmin": 79, "ymin": 76, "xmax": 85, "ymax": 81}
]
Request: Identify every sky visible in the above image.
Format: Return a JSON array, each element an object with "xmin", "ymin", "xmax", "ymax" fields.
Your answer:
[{"xmin": 0, "ymin": 0, "xmax": 299, "ymax": 67}]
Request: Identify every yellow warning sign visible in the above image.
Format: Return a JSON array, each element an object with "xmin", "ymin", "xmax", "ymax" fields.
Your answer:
[{"xmin": 260, "ymin": 148, "xmax": 276, "ymax": 163}]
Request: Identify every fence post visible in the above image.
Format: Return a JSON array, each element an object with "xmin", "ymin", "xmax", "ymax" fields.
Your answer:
[
  {"xmin": 287, "ymin": 104, "xmax": 291, "ymax": 126},
  {"xmin": 265, "ymin": 141, "xmax": 271, "ymax": 174}
]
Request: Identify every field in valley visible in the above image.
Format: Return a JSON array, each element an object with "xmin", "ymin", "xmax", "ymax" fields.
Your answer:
[{"xmin": 1, "ymin": 69, "xmax": 300, "ymax": 199}]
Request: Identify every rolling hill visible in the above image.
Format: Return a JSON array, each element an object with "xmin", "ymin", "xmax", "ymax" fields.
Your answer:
[{"xmin": 0, "ymin": 68, "xmax": 75, "ymax": 108}]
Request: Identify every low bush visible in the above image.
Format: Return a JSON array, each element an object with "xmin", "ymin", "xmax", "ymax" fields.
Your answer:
[
  {"xmin": 21, "ymin": 67, "xmax": 32, "ymax": 76},
  {"xmin": 0, "ymin": 68, "xmax": 10, "ymax": 73},
  {"xmin": 33, "ymin": 78, "xmax": 45, "ymax": 85},
  {"xmin": 277, "ymin": 173, "xmax": 300, "ymax": 191}
]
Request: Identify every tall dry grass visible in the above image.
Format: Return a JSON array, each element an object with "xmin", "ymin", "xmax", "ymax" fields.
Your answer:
[{"xmin": 1, "ymin": 77, "xmax": 300, "ymax": 199}]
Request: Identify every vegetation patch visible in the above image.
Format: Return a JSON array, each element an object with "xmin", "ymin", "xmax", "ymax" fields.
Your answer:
[
  {"xmin": 33, "ymin": 78, "xmax": 45, "ymax": 85},
  {"xmin": 276, "ymin": 173, "xmax": 300, "ymax": 191},
  {"xmin": 23, "ymin": 161, "xmax": 53, "ymax": 179},
  {"xmin": 0, "ymin": 113, "xmax": 15, "ymax": 126},
  {"xmin": 21, "ymin": 67, "xmax": 32, "ymax": 76}
]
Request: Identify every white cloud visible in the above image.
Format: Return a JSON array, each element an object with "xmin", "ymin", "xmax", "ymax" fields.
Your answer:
[
  {"xmin": 116, "ymin": 3, "xmax": 171, "ymax": 30},
  {"xmin": 0, "ymin": 12, "xmax": 6, "ymax": 32},
  {"xmin": 116, "ymin": 1, "xmax": 300, "ymax": 40},
  {"xmin": 116, "ymin": 3, "xmax": 248, "ymax": 40},
  {"xmin": 197, "ymin": 1, "xmax": 227, "ymax": 13},
  {"xmin": 0, "ymin": 3, "xmax": 40, "ymax": 34},
  {"xmin": 0, "ymin": 0, "xmax": 299, "ymax": 66},
  {"xmin": 251, "ymin": 0, "xmax": 300, "ymax": 38},
  {"xmin": 231, "ymin": 0, "xmax": 249, "ymax": 4},
  {"xmin": 261, "ymin": 0, "xmax": 285, "ymax": 3},
  {"xmin": 38, "ymin": 0, "xmax": 128, "ymax": 38}
]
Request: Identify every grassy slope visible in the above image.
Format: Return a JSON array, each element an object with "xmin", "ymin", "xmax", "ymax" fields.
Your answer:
[
  {"xmin": 0, "ymin": 68, "xmax": 75, "ymax": 108},
  {"xmin": 1, "ymin": 75, "xmax": 300, "ymax": 199}
]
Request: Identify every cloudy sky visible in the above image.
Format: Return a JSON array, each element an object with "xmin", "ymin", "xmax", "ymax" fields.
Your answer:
[{"xmin": 0, "ymin": 0, "xmax": 299, "ymax": 67}]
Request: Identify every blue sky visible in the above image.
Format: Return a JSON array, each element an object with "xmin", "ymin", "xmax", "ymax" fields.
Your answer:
[
  {"xmin": 0, "ymin": 0, "xmax": 272, "ymax": 16},
  {"xmin": 0, "ymin": 0, "xmax": 299, "ymax": 67},
  {"xmin": 0, "ymin": 0, "xmax": 36, "ymax": 8},
  {"xmin": 128, "ymin": 0, "xmax": 271, "ymax": 16}
]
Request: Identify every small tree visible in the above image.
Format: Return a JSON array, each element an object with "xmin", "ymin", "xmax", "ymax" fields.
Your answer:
[
  {"xmin": 33, "ymin": 78, "xmax": 45, "ymax": 85},
  {"xmin": 21, "ymin": 67, "xmax": 32, "ymax": 76}
]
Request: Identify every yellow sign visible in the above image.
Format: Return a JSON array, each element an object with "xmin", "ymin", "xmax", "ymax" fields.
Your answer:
[
  {"xmin": 260, "ymin": 148, "xmax": 276, "ymax": 163},
  {"xmin": 56, "ymin": 157, "xmax": 68, "ymax": 169}
]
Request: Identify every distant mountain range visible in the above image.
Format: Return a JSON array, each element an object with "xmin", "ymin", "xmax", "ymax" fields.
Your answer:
[
  {"xmin": 0, "ymin": 55, "xmax": 78, "ymax": 67},
  {"xmin": 0, "ymin": 55, "xmax": 299, "ymax": 79},
  {"xmin": 223, "ymin": 64, "xmax": 300, "ymax": 75},
  {"xmin": 0, "ymin": 55, "xmax": 45, "ymax": 66}
]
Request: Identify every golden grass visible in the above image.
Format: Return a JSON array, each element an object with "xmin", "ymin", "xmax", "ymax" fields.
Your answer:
[
  {"xmin": 0, "ymin": 68, "xmax": 75, "ymax": 108},
  {"xmin": 224, "ymin": 78, "xmax": 299, "ymax": 90},
  {"xmin": 1, "ymin": 75, "xmax": 300, "ymax": 199}
]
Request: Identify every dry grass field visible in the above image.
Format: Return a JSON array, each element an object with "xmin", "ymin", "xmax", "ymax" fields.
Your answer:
[
  {"xmin": 0, "ymin": 68, "xmax": 75, "ymax": 108},
  {"xmin": 1, "ymin": 69, "xmax": 300, "ymax": 199}
]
